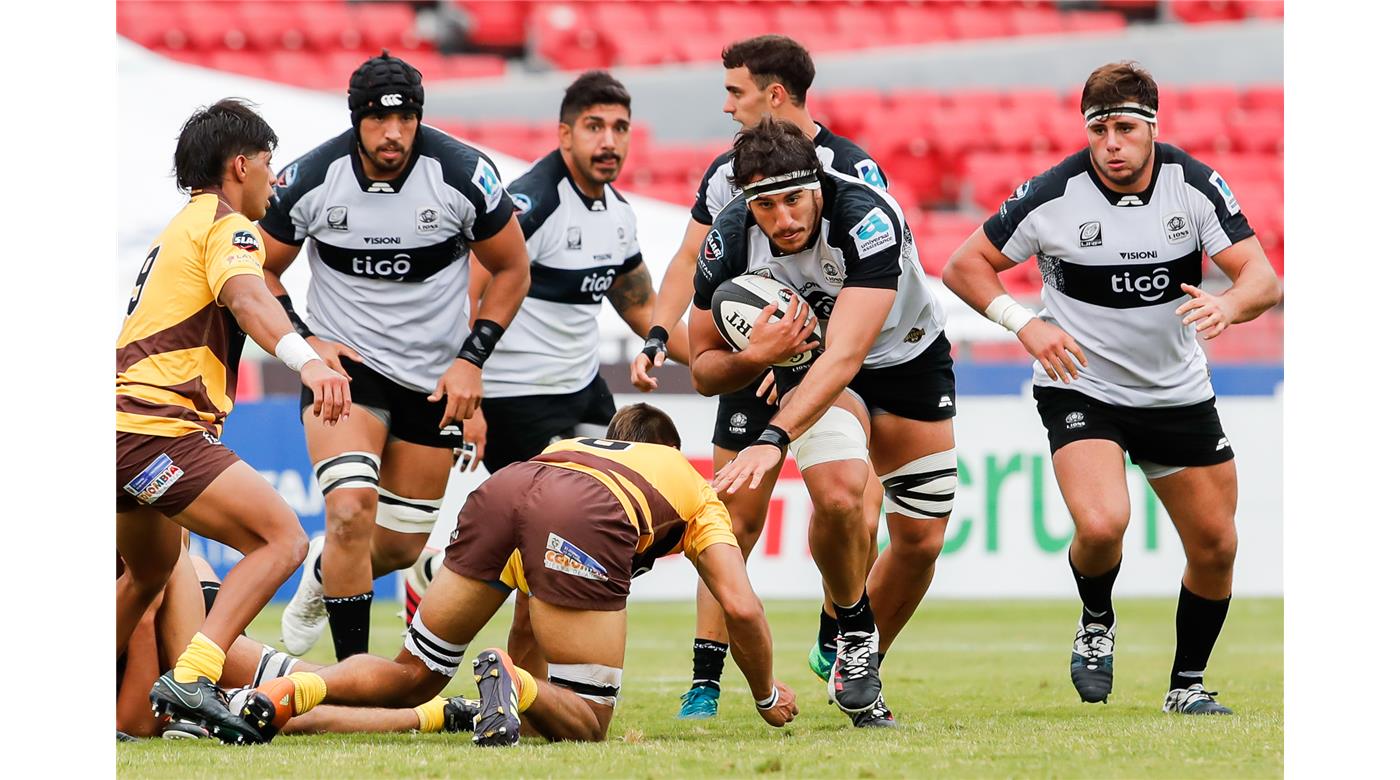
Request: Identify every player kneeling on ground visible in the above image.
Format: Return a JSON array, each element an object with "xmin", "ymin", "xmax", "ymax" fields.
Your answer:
[{"xmin": 240, "ymin": 404, "xmax": 797, "ymax": 744}]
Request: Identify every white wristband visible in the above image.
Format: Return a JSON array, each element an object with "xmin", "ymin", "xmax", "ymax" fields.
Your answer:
[
  {"xmin": 755, "ymin": 688, "xmax": 779, "ymax": 710},
  {"xmin": 275, "ymin": 332, "xmax": 320, "ymax": 372},
  {"xmin": 984, "ymin": 294, "xmax": 1036, "ymax": 334}
]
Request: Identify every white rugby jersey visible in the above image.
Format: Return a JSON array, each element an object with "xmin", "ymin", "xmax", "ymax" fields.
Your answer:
[
  {"xmin": 694, "ymin": 171, "xmax": 945, "ymax": 377},
  {"xmin": 983, "ymin": 143, "xmax": 1256, "ymax": 407},
  {"xmin": 482, "ymin": 151, "xmax": 642, "ymax": 397},
  {"xmin": 691, "ymin": 124, "xmax": 887, "ymax": 226},
  {"xmin": 260, "ymin": 125, "xmax": 514, "ymax": 393}
]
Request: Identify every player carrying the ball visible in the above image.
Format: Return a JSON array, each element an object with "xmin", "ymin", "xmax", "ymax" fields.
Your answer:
[{"xmin": 689, "ymin": 118, "xmax": 958, "ymax": 723}]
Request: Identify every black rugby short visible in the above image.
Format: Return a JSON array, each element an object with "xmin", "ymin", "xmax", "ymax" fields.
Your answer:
[
  {"xmin": 299, "ymin": 359, "xmax": 459, "ymax": 449},
  {"xmin": 846, "ymin": 331, "xmax": 957, "ymax": 422},
  {"xmin": 712, "ymin": 376, "xmax": 778, "ymax": 451},
  {"xmin": 478, "ymin": 372, "xmax": 617, "ymax": 474},
  {"xmin": 1033, "ymin": 386, "xmax": 1235, "ymax": 470}
]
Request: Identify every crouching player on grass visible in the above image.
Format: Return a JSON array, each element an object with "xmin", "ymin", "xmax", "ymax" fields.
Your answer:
[{"xmin": 239, "ymin": 404, "xmax": 797, "ymax": 744}]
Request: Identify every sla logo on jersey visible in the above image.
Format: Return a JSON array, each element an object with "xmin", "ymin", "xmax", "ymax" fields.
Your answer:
[
  {"xmin": 543, "ymin": 532, "xmax": 607, "ymax": 581},
  {"xmin": 854, "ymin": 159, "xmax": 886, "ymax": 189},
  {"xmin": 821, "ymin": 260, "xmax": 843, "ymax": 284},
  {"xmin": 123, "ymin": 453, "xmax": 185, "ymax": 505},
  {"xmin": 567, "ymin": 226, "xmax": 583, "ymax": 250},
  {"xmin": 850, "ymin": 207, "xmax": 896, "ymax": 258},
  {"xmin": 327, "ymin": 206, "xmax": 349, "ymax": 231},
  {"xmin": 704, "ymin": 230, "xmax": 724, "ymax": 263},
  {"xmin": 1111, "ymin": 266, "xmax": 1173, "ymax": 303},
  {"xmin": 1065, "ymin": 411, "xmax": 1086, "ymax": 429},
  {"xmin": 275, "ymin": 163, "xmax": 297, "ymax": 190},
  {"xmin": 1079, "ymin": 221, "xmax": 1103, "ymax": 247},
  {"xmin": 511, "ymin": 192, "xmax": 533, "ymax": 215},
  {"xmin": 1163, "ymin": 212, "xmax": 1192, "ymax": 244},
  {"xmin": 379, "ymin": 93, "xmax": 403, "ymax": 107},
  {"xmin": 231, "ymin": 230, "xmax": 260, "ymax": 251},
  {"xmin": 416, "ymin": 207, "xmax": 440, "ymax": 233},
  {"xmin": 472, "ymin": 158, "xmax": 503, "ymax": 211},
  {"xmin": 1209, "ymin": 170, "xmax": 1241, "ymax": 215}
]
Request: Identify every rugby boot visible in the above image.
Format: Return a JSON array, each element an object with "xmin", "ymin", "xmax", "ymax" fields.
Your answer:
[
  {"xmin": 849, "ymin": 693, "xmax": 897, "ymax": 729},
  {"xmin": 149, "ymin": 671, "xmax": 262, "ymax": 745},
  {"xmin": 1070, "ymin": 620, "xmax": 1115, "ymax": 703},
  {"xmin": 807, "ymin": 641, "xmax": 836, "ymax": 682},
  {"xmin": 402, "ymin": 546, "xmax": 442, "ymax": 629},
  {"xmin": 160, "ymin": 720, "xmax": 211, "ymax": 740},
  {"xmin": 676, "ymin": 685, "xmax": 720, "ymax": 720},
  {"xmin": 281, "ymin": 535, "xmax": 328, "ymax": 655},
  {"xmin": 443, "ymin": 696, "xmax": 482, "ymax": 733},
  {"xmin": 1163, "ymin": 684, "xmax": 1234, "ymax": 715},
  {"xmin": 828, "ymin": 629, "xmax": 881, "ymax": 714},
  {"xmin": 471, "ymin": 648, "xmax": 523, "ymax": 747},
  {"xmin": 235, "ymin": 678, "xmax": 297, "ymax": 743},
  {"xmin": 116, "ymin": 731, "xmax": 139, "ymax": 743}
]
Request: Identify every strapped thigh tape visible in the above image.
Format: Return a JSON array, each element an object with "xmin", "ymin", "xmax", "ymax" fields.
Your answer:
[
  {"xmin": 315, "ymin": 451, "xmax": 381, "ymax": 495},
  {"xmin": 548, "ymin": 663, "xmax": 623, "ymax": 707},
  {"xmin": 879, "ymin": 448, "xmax": 958, "ymax": 520},
  {"xmin": 404, "ymin": 611, "xmax": 467, "ymax": 677},
  {"xmin": 375, "ymin": 488, "xmax": 443, "ymax": 533},
  {"xmin": 788, "ymin": 405, "xmax": 868, "ymax": 471}
]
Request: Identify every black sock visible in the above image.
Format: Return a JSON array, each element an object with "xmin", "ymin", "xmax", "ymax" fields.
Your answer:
[
  {"xmin": 324, "ymin": 592, "xmax": 373, "ymax": 661},
  {"xmin": 1171, "ymin": 583, "xmax": 1231, "ymax": 691},
  {"xmin": 817, "ymin": 608, "xmax": 839, "ymax": 653},
  {"xmin": 690, "ymin": 639, "xmax": 728, "ymax": 691},
  {"xmin": 833, "ymin": 591, "xmax": 876, "ymax": 635},
  {"xmin": 1069, "ymin": 551, "xmax": 1120, "ymax": 627}
]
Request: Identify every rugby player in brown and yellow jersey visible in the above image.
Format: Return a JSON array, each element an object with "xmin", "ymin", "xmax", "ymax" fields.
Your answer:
[
  {"xmin": 116, "ymin": 98, "xmax": 351, "ymax": 744},
  {"xmin": 241, "ymin": 404, "xmax": 797, "ymax": 745}
]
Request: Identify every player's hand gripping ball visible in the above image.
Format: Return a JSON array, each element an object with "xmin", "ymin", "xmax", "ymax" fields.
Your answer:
[{"xmin": 711, "ymin": 274, "xmax": 824, "ymax": 367}]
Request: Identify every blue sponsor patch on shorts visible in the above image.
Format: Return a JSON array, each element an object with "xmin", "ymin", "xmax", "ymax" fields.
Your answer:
[
  {"xmin": 123, "ymin": 453, "xmax": 185, "ymax": 505},
  {"xmin": 544, "ymin": 532, "xmax": 607, "ymax": 581}
]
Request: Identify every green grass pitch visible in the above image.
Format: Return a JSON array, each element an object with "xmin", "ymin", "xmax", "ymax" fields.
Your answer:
[{"xmin": 119, "ymin": 597, "xmax": 1282, "ymax": 778}]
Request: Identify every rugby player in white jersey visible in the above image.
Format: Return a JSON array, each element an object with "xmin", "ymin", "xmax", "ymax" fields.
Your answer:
[
  {"xmin": 691, "ymin": 118, "xmax": 960, "ymax": 726},
  {"xmin": 461, "ymin": 71, "xmax": 685, "ymax": 676},
  {"xmin": 627, "ymin": 35, "xmax": 930, "ymax": 725},
  {"xmin": 943, "ymin": 61, "xmax": 1281, "ymax": 714},
  {"xmin": 257, "ymin": 52, "xmax": 530, "ymax": 661}
]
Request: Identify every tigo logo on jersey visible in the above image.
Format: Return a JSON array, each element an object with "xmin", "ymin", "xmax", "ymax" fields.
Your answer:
[
  {"xmin": 327, "ymin": 206, "xmax": 349, "ymax": 231},
  {"xmin": 1163, "ymin": 212, "xmax": 1192, "ymax": 244},
  {"xmin": 850, "ymin": 207, "xmax": 896, "ymax": 258},
  {"xmin": 1065, "ymin": 411, "xmax": 1086, "ymax": 430},
  {"xmin": 231, "ymin": 230, "xmax": 260, "ymax": 251},
  {"xmin": 1209, "ymin": 170, "xmax": 1241, "ymax": 215},
  {"xmin": 416, "ymin": 207, "xmax": 440, "ymax": 233},
  {"xmin": 854, "ymin": 159, "xmax": 886, "ymax": 189},
  {"xmin": 472, "ymin": 159, "xmax": 503, "ymax": 211},
  {"xmin": 123, "ymin": 453, "xmax": 185, "ymax": 505},
  {"xmin": 544, "ymin": 533, "xmax": 607, "ymax": 581},
  {"xmin": 1079, "ymin": 221, "xmax": 1103, "ymax": 247},
  {"xmin": 1111, "ymin": 266, "xmax": 1173, "ymax": 303}
]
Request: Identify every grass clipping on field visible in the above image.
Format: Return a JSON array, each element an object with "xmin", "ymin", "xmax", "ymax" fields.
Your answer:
[{"xmin": 119, "ymin": 598, "xmax": 1282, "ymax": 779}]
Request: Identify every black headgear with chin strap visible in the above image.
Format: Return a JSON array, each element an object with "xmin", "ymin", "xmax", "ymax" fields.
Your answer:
[{"xmin": 348, "ymin": 51, "xmax": 425, "ymax": 127}]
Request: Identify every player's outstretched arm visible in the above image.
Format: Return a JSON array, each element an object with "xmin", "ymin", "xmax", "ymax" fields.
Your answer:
[
  {"xmin": 1177, "ymin": 235, "xmax": 1282, "ymax": 340},
  {"xmin": 694, "ymin": 544, "xmax": 796, "ymax": 727},
  {"xmin": 945, "ymin": 228, "xmax": 1087, "ymax": 382},
  {"xmin": 218, "ymin": 274, "xmax": 350, "ymax": 423},
  {"xmin": 630, "ymin": 218, "xmax": 709, "ymax": 390}
]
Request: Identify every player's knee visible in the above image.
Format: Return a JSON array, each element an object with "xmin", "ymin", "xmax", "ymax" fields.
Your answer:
[
  {"xmin": 728, "ymin": 512, "xmax": 766, "ymax": 552},
  {"xmin": 325, "ymin": 490, "xmax": 378, "ymax": 539},
  {"xmin": 809, "ymin": 472, "xmax": 866, "ymax": 522},
  {"xmin": 1071, "ymin": 507, "xmax": 1129, "ymax": 549},
  {"xmin": 1187, "ymin": 529, "xmax": 1237, "ymax": 574},
  {"xmin": 892, "ymin": 524, "xmax": 945, "ymax": 568}
]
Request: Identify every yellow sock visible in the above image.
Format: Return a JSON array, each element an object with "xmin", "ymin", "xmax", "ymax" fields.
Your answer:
[
  {"xmin": 516, "ymin": 667, "xmax": 538, "ymax": 712},
  {"xmin": 414, "ymin": 697, "xmax": 447, "ymax": 733},
  {"xmin": 172, "ymin": 632, "xmax": 225, "ymax": 684},
  {"xmin": 288, "ymin": 672, "xmax": 327, "ymax": 715}
]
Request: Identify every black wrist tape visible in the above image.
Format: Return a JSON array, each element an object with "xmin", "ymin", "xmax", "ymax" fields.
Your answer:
[{"xmin": 458, "ymin": 319, "xmax": 505, "ymax": 368}]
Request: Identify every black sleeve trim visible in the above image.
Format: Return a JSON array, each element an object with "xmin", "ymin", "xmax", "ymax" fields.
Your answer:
[
  {"xmin": 507, "ymin": 157, "xmax": 566, "ymax": 242},
  {"xmin": 420, "ymin": 127, "xmax": 514, "ymax": 242},
  {"xmin": 258, "ymin": 130, "xmax": 349, "ymax": 243},
  {"xmin": 1170, "ymin": 144, "xmax": 1256, "ymax": 246},
  {"xmin": 619, "ymin": 252, "xmax": 643, "ymax": 274},
  {"xmin": 689, "ymin": 150, "xmax": 732, "ymax": 226}
]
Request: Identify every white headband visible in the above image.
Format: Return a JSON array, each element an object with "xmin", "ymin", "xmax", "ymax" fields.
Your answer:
[
  {"xmin": 742, "ymin": 169, "xmax": 821, "ymax": 202},
  {"xmin": 1083, "ymin": 102, "xmax": 1158, "ymax": 126}
]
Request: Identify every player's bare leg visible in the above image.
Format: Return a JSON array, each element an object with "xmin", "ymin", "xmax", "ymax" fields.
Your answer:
[
  {"xmin": 116, "ymin": 507, "xmax": 181, "ymax": 656},
  {"xmin": 680, "ymin": 445, "xmax": 778, "ymax": 719},
  {"xmin": 1148, "ymin": 460, "xmax": 1239, "ymax": 714},
  {"xmin": 117, "ymin": 589, "xmax": 167, "ymax": 737},
  {"xmin": 516, "ymin": 598, "xmax": 627, "ymax": 742},
  {"xmin": 507, "ymin": 596, "xmax": 547, "ymax": 678},
  {"xmin": 1051, "ymin": 439, "xmax": 1131, "ymax": 703},
  {"xmin": 293, "ymin": 407, "xmax": 388, "ymax": 658},
  {"xmin": 809, "ymin": 467, "xmax": 880, "ymax": 685}
]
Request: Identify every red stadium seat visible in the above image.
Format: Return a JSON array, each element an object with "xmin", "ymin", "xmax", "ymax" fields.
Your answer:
[
  {"xmin": 457, "ymin": 1, "xmax": 531, "ymax": 48},
  {"xmin": 118, "ymin": 1, "xmax": 187, "ymax": 49},
  {"xmin": 1227, "ymin": 110, "xmax": 1284, "ymax": 154},
  {"xmin": 1061, "ymin": 10, "xmax": 1128, "ymax": 34},
  {"xmin": 942, "ymin": 90, "xmax": 1006, "ymax": 115},
  {"xmin": 1007, "ymin": 7, "xmax": 1066, "ymax": 37},
  {"xmin": 948, "ymin": 6, "xmax": 1011, "ymax": 40},
  {"xmin": 653, "ymin": 2, "xmax": 715, "ymax": 36},
  {"xmin": 886, "ymin": 4, "xmax": 953, "ymax": 45},
  {"xmin": 1004, "ymin": 89, "xmax": 1065, "ymax": 121},
  {"xmin": 588, "ymin": 2, "xmax": 654, "ymax": 36},
  {"xmin": 354, "ymin": 2, "xmax": 423, "ymax": 52},
  {"xmin": 1241, "ymin": 85, "xmax": 1284, "ymax": 114},
  {"xmin": 1182, "ymin": 84, "xmax": 1242, "ymax": 118},
  {"xmin": 712, "ymin": 4, "xmax": 779, "ymax": 37},
  {"xmin": 266, "ymin": 50, "xmax": 333, "ymax": 89},
  {"xmin": 240, "ymin": 2, "xmax": 307, "ymax": 51},
  {"xmin": 829, "ymin": 4, "xmax": 894, "ymax": 47},
  {"xmin": 296, "ymin": 2, "xmax": 363, "ymax": 51},
  {"xmin": 1171, "ymin": 0, "xmax": 1247, "ymax": 24},
  {"xmin": 1166, "ymin": 110, "xmax": 1231, "ymax": 156},
  {"xmin": 178, "ymin": 2, "xmax": 245, "ymax": 51},
  {"xmin": 1242, "ymin": 0, "xmax": 1285, "ymax": 19}
]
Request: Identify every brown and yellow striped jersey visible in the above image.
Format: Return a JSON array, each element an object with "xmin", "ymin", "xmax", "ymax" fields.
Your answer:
[
  {"xmin": 116, "ymin": 193, "xmax": 265, "ymax": 438},
  {"xmin": 533, "ymin": 438, "xmax": 738, "ymax": 572}
]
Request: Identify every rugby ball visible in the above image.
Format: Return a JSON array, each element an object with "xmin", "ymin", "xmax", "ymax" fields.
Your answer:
[{"xmin": 710, "ymin": 274, "xmax": 823, "ymax": 368}]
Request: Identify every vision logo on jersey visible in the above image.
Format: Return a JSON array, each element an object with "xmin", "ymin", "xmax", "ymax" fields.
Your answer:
[
  {"xmin": 850, "ymin": 208, "xmax": 896, "ymax": 258},
  {"xmin": 416, "ymin": 206, "xmax": 440, "ymax": 233},
  {"xmin": 544, "ymin": 532, "xmax": 607, "ymax": 581},
  {"xmin": 854, "ymin": 159, "xmax": 886, "ymax": 189},
  {"xmin": 1079, "ymin": 221, "xmax": 1103, "ymax": 247},
  {"xmin": 1163, "ymin": 212, "xmax": 1192, "ymax": 244},
  {"xmin": 511, "ymin": 192, "xmax": 533, "ymax": 215},
  {"xmin": 231, "ymin": 230, "xmax": 260, "ymax": 251},
  {"xmin": 327, "ymin": 206, "xmax": 349, "ymax": 231},
  {"xmin": 473, "ymin": 159, "xmax": 503, "ymax": 211},
  {"xmin": 1208, "ymin": 170, "xmax": 1241, "ymax": 215},
  {"xmin": 123, "ymin": 453, "xmax": 185, "ymax": 505}
]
